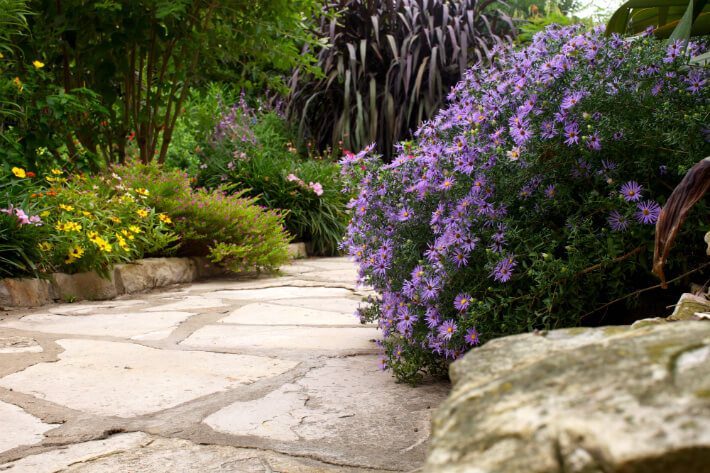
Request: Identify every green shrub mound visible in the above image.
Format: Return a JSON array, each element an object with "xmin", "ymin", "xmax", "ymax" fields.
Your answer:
[
  {"xmin": 116, "ymin": 161, "xmax": 290, "ymax": 273},
  {"xmin": 196, "ymin": 94, "xmax": 350, "ymax": 256}
]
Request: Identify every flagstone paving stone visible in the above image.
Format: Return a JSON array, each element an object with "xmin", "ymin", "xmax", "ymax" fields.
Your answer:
[
  {"xmin": 219, "ymin": 303, "xmax": 364, "ymax": 326},
  {"xmin": 0, "ymin": 257, "xmax": 449, "ymax": 472},
  {"xmin": 0, "ymin": 339, "xmax": 298, "ymax": 417},
  {"xmin": 0, "ymin": 311, "xmax": 195, "ymax": 339},
  {"xmin": 0, "ymin": 401, "xmax": 57, "ymax": 454},
  {"xmin": 0, "ymin": 336, "xmax": 43, "ymax": 354},
  {"xmin": 181, "ymin": 325, "xmax": 380, "ymax": 353}
]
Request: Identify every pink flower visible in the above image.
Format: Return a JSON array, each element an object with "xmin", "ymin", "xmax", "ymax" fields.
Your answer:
[
  {"xmin": 309, "ymin": 182, "xmax": 324, "ymax": 196},
  {"xmin": 286, "ymin": 173, "xmax": 301, "ymax": 182}
]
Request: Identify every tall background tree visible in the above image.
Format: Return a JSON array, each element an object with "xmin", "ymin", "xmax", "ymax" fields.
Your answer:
[{"xmin": 18, "ymin": 0, "xmax": 319, "ymax": 165}]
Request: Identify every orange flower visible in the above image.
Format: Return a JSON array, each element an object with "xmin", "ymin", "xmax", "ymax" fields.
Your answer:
[{"xmin": 26, "ymin": 171, "xmax": 36, "ymax": 178}]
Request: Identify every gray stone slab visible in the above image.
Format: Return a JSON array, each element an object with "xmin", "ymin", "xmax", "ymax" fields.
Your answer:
[
  {"xmin": 204, "ymin": 356, "xmax": 449, "ymax": 470},
  {"xmin": 425, "ymin": 321, "xmax": 710, "ymax": 473},
  {"xmin": 1, "ymin": 434, "xmax": 373, "ymax": 473},
  {"xmin": 0, "ymin": 339, "xmax": 298, "ymax": 417},
  {"xmin": 270, "ymin": 297, "xmax": 364, "ymax": 315},
  {"xmin": 0, "ymin": 336, "xmax": 43, "ymax": 354},
  {"xmin": 181, "ymin": 325, "xmax": 379, "ymax": 352},
  {"xmin": 0, "ymin": 432, "xmax": 151, "ymax": 472},
  {"xmin": 0, "ymin": 401, "xmax": 56, "ymax": 453},
  {"xmin": 214, "ymin": 286, "xmax": 354, "ymax": 301},
  {"xmin": 141, "ymin": 296, "xmax": 227, "ymax": 312},
  {"xmin": 0, "ymin": 311, "xmax": 195, "ymax": 339},
  {"xmin": 219, "ymin": 303, "xmax": 361, "ymax": 326},
  {"xmin": 47, "ymin": 300, "xmax": 147, "ymax": 315}
]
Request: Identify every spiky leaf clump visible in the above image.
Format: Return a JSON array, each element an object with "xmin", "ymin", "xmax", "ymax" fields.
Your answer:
[{"xmin": 288, "ymin": 0, "xmax": 514, "ymax": 159}]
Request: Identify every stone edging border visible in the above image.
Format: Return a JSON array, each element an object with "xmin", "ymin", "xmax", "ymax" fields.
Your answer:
[{"xmin": 0, "ymin": 242, "xmax": 307, "ymax": 308}]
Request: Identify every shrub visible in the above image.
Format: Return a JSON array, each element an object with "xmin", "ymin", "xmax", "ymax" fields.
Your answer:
[
  {"xmin": 35, "ymin": 169, "xmax": 177, "ymax": 276},
  {"xmin": 0, "ymin": 166, "xmax": 176, "ymax": 277},
  {"xmin": 342, "ymin": 25, "xmax": 710, "ymax": 382},
  {"xmin": 0, "ymin": 167, "xmax": 47, "ymax": 276},
  {"xmin": 115, "ymin": 161, "xmax": 291, "ymax": 272},
  {"xmin": 287, "ymin": 0, "xmax": 515, "ymax": 159},
  {"xmin": 199, "ymin": 98, "xmax": 350, "ymax": 256}
]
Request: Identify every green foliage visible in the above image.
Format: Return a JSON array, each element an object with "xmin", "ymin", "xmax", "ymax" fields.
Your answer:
[
  {"xmin": 494, "ymin": 0, "xmax": 583, "ymax": 18},
  {"xmin": 0, "ymin": 166, "xmax": 47, "ymax": 277},
  {"xmin": 288, "ymin": 0, "xmax": 515, "ymax": 159},
  {"xmin": 0, "ymin": 166, "xmax": 176, "ymax": 277},
  {"xmin": 36, "ymin": 172, "xmax": 177, "ymax": 277},
  {"xmin": 515, "ymin": 4, "xmax": 591, "ymax": 44},
  {"xmin": 196, "ymin": 96, "xmax": 350, "ymax": 256},
  {"xmin": 18, "ymin": 0, "xmax": 321, "ymax": 165},
  {"xmin": 606, "ymin": 0, "xmax": 710, "ymax": 39},
  {"xmin": 115, "ymin": 160, "xmax": 291, "ymax": 273}
]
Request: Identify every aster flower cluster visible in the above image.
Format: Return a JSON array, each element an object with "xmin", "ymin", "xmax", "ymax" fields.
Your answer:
[{"xmin": 341, "ymin": 25, "xmax": 710, "ymax": 382}]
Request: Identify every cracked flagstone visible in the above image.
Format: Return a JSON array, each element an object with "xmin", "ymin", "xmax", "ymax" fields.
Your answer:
[
  {"xmin": 214, "ymin": 286, "xmax": 354, "ymax": 301},
  {"xmin": 181, "ymin": 325, "xmax": 380, "ymax": 352},
  {"xmin": 219, "ymin": 303, "xmax": 364, "ymax": 326},
  {"xmin": 0, "ymin": 339, "xmax": 298, "ymax": 417},
  {"xmin": 0, "ymin": 336, "xmax": 43, "ymax": 354},
  {"xmin": 0, "ymin": 311, "xmax": 195, "ymax": 339},
  {"xmin": 0, "ymin": 401, "xmax": 57, "ymax": 454},
  {"xmin": 0, "ymin": 257, "xmax": 447, "ymax": 472}
]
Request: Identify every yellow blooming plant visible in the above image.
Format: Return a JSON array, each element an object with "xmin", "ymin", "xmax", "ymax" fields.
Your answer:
[{"xmin": 34, "ymin": 170, "xmax": 177, "ymax": 276}]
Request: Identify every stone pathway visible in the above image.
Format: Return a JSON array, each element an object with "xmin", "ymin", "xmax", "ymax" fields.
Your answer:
[{"xmin": 0, "ymin": 258, "xmax": 449, "ymax": 472}]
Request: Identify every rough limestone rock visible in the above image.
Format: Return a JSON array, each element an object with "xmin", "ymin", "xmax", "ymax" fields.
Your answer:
[
  {"xmin": 0, "ymin": 278, "xmax": 55, "ymax": 307},
  {"xmin": 114, "ymin": 258, "xmax": 198, "ymax": 294},
  {"xmin": 51, "ymin": 271, "xmax": 119, "ymax": 301},
  {"xmin": 425, "ymin": 321, "xmax": 710, "ymax": 473},
  {"xmin": 669, "ymin": 293, "xmax": 710, "ymax": 321}
]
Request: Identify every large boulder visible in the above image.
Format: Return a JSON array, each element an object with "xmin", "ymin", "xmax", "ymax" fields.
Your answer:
[{"xmin": 425, "ymin": 321, "xmax": 710, "ymax": 473}]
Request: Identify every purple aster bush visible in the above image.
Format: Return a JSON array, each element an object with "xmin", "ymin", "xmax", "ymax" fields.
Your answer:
[{"xmin": 341, "ymin": 25, "xmax": 710, "ymax": 383}]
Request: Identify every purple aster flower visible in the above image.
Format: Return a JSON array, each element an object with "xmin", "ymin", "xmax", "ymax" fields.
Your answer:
[
  {"xmin": 378, "ymin": 358, "xmax": 388, "ymax": 371},
  {"xmin": 664, "ymin": 39, "xmax": 684, "ymax": 63},
  {"xmin": 411, "ymin": 265, "xmax": 425, "ymax": 282},
  {"xmin": 393, "ymin": 345, "xmax": 404, "ymax": 360},
  {"xmin": 608, "ymin": 210, "xmax": 629, "ymax": 232},
  {"xmin": 560, "ymin": 91, "xmax": 585, "ymax": 110},
  {"xmin": 421, "ymin": 277, "xmax": 441, "ymax": 301},
  {"xmin": 685, "ymin": 69, "xmax": 706, "ymax": 94},
  {"xmin": 491, "ymin": 256, "xmax": 516, "ymax": 283},
  {"xmin": 586, "ymin": 131, "xmax": 601, "ymax": 151},
  {"xmin": 612, "ymin": 131, "xmax": 624, "ymax": 141},
  {"xmin": 544, "ymin": 184, "xmax": 556, "ymax": 199},
  {"xmin": 396, "ymin": 308, "xmax": 418, "ymax": 334},
  {"xmin": 425, "ymin": 307, "xmax": 441, "ymax": 329},
  {"xmin": 438, "ymin": 319, "xmax": 457, "ymax": 340},
  {"xmin": 464, "ymin": 327, "xmax": 480, "ymax": 346},
  {"xmin": 439, "ymin": 176, "xmax": 456, "ymax": 191},
  {"xmin": 454, "ymin": 293, "xmax": 472, "ymax": 312},
  {"xmin": 452, "ymin": 249, "xmax": 469, "ymax": 268},
  {"xmin": 398, "ymin": 207, "xmax": 413, "ymax": 221},
  {"xmin": 620, "ymin": 181, "xmax": 643, "ymax": 202},
  {"xmin": 540, "ymin": 120, "xmax": 557, "ymax": 139},
  {"xmin": 563, "ymin": 122, "xmax": 580, "ymax": 146},
  {"xmin": 635, "ymin": 200, "xmax": 661, "ymax": 224}
]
